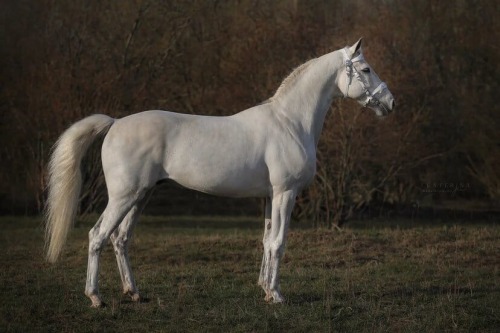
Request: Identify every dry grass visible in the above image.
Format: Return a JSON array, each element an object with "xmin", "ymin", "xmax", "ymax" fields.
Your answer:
[{"xmin": 0, "ymin": 216, "xmax": 498, "ymax": 332}]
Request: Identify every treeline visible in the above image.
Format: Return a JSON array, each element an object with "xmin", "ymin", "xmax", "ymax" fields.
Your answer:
[{"xmin": 0, "ymin": 0, "xmax": 498, "ymax": 225}]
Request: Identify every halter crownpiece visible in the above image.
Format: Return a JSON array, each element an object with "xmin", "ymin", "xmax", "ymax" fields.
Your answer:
[{"xmin": 341, "ymin": 47, "xmax": 389, "ymax": 113}]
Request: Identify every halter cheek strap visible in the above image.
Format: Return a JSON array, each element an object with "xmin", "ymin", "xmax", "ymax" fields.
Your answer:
[
  {"xmin": 341, "ymin": 48, "xmax": 388, "ymax": 112},
  {"xmin": 343, "ymin": 49, "xmax": 364, "ymax": 95}
]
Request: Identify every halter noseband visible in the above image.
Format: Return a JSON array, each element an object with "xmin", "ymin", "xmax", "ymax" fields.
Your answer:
[{"xmin": 341, "ymin": 48, "xmax": 388, "ymax": 113}]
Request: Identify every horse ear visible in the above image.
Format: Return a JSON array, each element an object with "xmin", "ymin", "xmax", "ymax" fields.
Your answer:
[{"xmin": 349, "ymin": 38, "xmax": 363, "ymax": 57}]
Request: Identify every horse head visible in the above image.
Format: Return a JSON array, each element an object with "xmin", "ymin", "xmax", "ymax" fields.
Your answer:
[{"xmin": 338, "ymin": 38, "xmax": 395, "ymax": 117}]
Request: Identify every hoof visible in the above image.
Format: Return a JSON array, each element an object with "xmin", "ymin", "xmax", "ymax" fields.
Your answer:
[
  {"xmin": 272, "ymin": 293, "xmax": 286, "ymax": 303},
  {"xmin": 264, "ymin": 290, "xmax": 285, "ymax": 303},
  {"xmin": 124, "ymin": 290, "xmax": 142, "ymax": 303},
  {"xmin": 88, "ymin": 294, "xmax": 104, "ymax": 308},
  {"xmin": 131, "ymin": 293, "xmax": 141, "ymax": 302}
]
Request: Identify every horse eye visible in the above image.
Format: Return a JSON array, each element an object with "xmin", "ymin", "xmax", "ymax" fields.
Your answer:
[{"xmin": 362, "ymin": 68, "xmax": 371, "ymax": 73}]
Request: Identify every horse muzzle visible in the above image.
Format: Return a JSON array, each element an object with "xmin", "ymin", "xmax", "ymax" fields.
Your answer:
[{"xmin": 369, "ymin": 90, "xmax": 395, "ymax": 117}]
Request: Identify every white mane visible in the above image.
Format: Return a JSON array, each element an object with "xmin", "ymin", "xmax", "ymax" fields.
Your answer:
[{"xmin": 271, "ymin": 58, "xmax": 317, "ymax": 100}]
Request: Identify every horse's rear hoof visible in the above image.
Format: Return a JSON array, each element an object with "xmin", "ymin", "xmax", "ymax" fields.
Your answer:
[
  {"xmin": 131, "ymin": 293, "xmax": 141, "ymax": 302},
  {"xmin": 123, "ymin": 290, "xmax": 142, "ymax": 303}
]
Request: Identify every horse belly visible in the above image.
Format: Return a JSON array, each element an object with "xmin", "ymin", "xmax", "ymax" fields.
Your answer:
[
  {"xmin": 164, "ymin": 132, "xmax": 270, "ymax": 198},
  {"xmin": 166, "ymin": 160, "xmax": 270, "ymax": 198}
]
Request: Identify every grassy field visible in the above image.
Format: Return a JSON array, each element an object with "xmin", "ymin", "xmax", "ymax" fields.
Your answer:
[{"xmin": 0, "ymin": 215, "xmax": 498, "ymax": 332}]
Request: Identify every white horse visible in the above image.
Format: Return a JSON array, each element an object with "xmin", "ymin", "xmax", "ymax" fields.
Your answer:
[{"xmin": 45, "ymin": 39, "xmax": 395, "ymax": 307}]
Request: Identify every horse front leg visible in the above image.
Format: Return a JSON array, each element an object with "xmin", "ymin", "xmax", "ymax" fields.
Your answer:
[
  {"xmin": 258, "ymin": 197, "xmax": 272, "ymax": 289},
  {"xmin": 263, "ymin": 189, "xmax": 296, "ymax": 303}
]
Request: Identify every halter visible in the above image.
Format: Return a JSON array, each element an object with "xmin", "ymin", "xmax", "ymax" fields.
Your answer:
[{"xmin": 341, "ymin": 48, "xmax": 388, "ymax": 112}]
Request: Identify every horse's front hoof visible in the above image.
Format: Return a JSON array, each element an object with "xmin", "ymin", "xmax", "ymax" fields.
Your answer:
[
  {"xmin": 271, "ymin": 292, "xmax": 285, "ymax": 304},
  {"xmin": 88, "ymin": 294, "xmax": 104, "ymax": 308},
  {"xmin": 264, "ymin": 289, "xmax": 285, "ymax": 303}
]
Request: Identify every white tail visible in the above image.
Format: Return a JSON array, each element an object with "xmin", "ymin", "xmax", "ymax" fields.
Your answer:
[{"xmin": 45, "ymin": 114, "xmax": 115, "ymax": 263}]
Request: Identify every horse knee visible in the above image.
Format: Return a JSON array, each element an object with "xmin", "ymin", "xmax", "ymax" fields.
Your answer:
[
  {"xmin": 270, "ymin": 242, "xmax": 285, "ymax": 258},
  {"xmin": 262, "ymin": 236, "xmax": 270, "ymax": 248}
]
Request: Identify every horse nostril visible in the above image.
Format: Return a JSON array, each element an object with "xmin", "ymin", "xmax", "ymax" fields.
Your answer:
[{"xmin": 390, "ymin": 99, "xmax": 395, "ymax": 111}]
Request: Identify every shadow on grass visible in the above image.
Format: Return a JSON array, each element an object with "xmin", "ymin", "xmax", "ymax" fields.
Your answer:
[
  {"xmin": 286, "ymin": 292, "xmax": 324, "ymax": 305},
  {"xmin": 119, "ymin": 297, "xmax": 151, "ymax": 305}
]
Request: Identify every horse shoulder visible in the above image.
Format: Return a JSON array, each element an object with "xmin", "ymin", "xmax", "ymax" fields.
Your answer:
[{"xmin": 264, "ymin": 128, "xmax": 317, "ymax": 190}]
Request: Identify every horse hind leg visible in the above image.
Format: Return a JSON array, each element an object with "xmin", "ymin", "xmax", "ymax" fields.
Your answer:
[
  {"xmin": 85, "ymin": 193, "xmax": 144, "ymax": 307},
  {"xmin": 110, "ymin": 189, "xmax": 153, "ymax": 302}
]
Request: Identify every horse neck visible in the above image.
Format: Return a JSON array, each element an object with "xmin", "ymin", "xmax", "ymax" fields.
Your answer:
[{"xmin": 271, "ymin": 50, "xmax": 344, "ymax": 146}]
